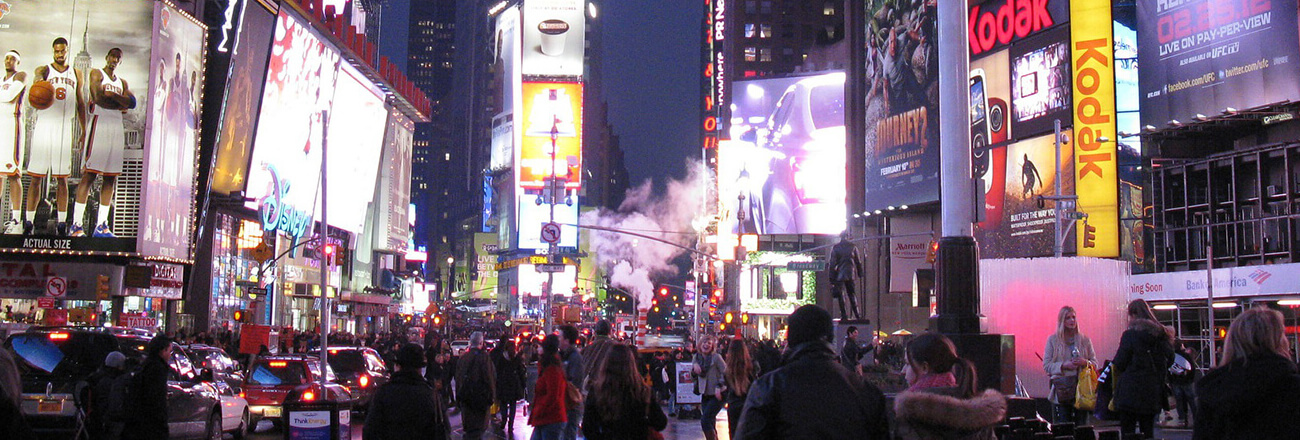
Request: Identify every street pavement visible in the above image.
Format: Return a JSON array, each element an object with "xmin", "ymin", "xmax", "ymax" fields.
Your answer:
[{"xmin": 245, "ymin": 404, "xmax": 1194, "ymax": 440}]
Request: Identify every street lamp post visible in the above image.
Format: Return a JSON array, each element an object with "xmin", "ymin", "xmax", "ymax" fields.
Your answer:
[
  {"xmin": 317, "ymin": 110, "xmax": 331, "ymax": 390},
  {"xmin": 544, "ymin": 118, "xmax": 561, "ymax": 334},
  {"xmin": 447, "ymin": 256, "xmax": 455, "ymax": 297}
]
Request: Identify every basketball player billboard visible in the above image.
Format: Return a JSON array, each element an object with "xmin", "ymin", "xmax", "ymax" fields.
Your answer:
[{"xmin": 0, "ymin": 0, "xmax": 204, "ymax": 259}]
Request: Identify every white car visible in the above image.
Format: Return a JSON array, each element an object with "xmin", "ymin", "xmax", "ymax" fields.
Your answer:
[
  {"xmin": 215, "ymin": 381, "xmax": 252, "ymax": 438},
  {"xmin": 451, "ymin": 339, "xmax": 470, "ymax": 355},
  {"xmin": 184, "ymin": 344, "xmax": 253, "ymax": 438}
]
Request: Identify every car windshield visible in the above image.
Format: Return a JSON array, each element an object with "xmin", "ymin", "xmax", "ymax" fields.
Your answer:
[
  {"xmin": 249, "ymin": 362, "xmax": 308, "ymax": 386},
  {"xmin": 325, "ymin": 351, "xmax": 366, "ymax": 373},
  {"xmin": 188, "ymin": 348, "xmax": 234, "ymax": 373},
  {"xmin": 809, "ymin": 83, "xmax": 844, "ymax": 130},
  {"xmin": 6, "ymin": 332, "xmax": 118, "ymax": 378}
]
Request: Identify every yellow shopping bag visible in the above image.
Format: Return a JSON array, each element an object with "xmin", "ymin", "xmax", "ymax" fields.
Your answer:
[{"xmin": 1075, "ymin": 363, "xmax": 1099, "ymax": 411}]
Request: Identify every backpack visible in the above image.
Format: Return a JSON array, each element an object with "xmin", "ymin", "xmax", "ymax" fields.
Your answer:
[
  {"xmin": 457, "ymin": 352, "xmax": 493, "ymax": 410},
  {"xmin": 105, "ymin": 371, "xmax": 134, "ymax": 422}
]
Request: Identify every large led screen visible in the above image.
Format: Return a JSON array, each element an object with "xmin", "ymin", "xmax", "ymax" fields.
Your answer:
[
  {"xmin": 376, "ymin": 109, "xmax": 414, "ymax": 251},
  {"xmin": 518, "ymin": 82, "xmax": 582, "ymax": 189},
  {"xmin": 1139, "ymin": 0, "xmax": 1300, "ymax": 126},
  {"xmin": 516, "ymin": 193, "xmax": 578, "ymax": 250},
  {"xmin": 211, "ymin": 0, "xmax": 277, "ymax": 194},
  {"xmin": 490, "ymin": 6, "xmax": 522, "ymax": 171},
  {"xmin": 727, "ymin": 72, "xmax": 846, "ymax": 235},
  {"xmin": 863, "ymin": 0, "xmax": 939, "ymax": 212},
  {"xmin": 245, "ymin": 9, "xmax": 341, "ymax": 239},
  {"xmin": 0, "ymin": 0, "xmax": 204, "ymax": 258},
  {"xmin": 974, "ymin": 131, "xmax": 1075, "ymax": 258},
  {"xmin": 322, "ymin": 63, "xmax": 388, "ymax": 233},
  {"xmin": 1009, "ymin": 25, "xmax": 1071, "ymax": 139},
  {"xmin": 521, "ymin": 0, "xmax": 585, "ymax": 78},
  {"xmin": 140, "ymin": 1, "xmax": 207, "ymax": 260}
]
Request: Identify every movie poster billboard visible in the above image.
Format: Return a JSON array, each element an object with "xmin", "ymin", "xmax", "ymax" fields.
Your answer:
[
  {"xmin": 211, "ymin": 0, "xmax": 277, "ymax": 194},
  {"xmin": 245, "ymin": 8, "xmax": 342, "ymax": 240},
  {"xmin": 1071, "ymin": 0, "xmax": 1117, "ymax": 258},
  {"xmin": 974, "ymin": 131, "xmax": 1075, "ymax": 258},
  {"xmin": 518, "ymin": 81, "xmax": 582, "ymax": 189},
  {"xmin": 727, "ymin": 72, "xmax": 846, "ymax": 235},
  {"xmin": 521, "ymin": 0, "xmax": 585, "ymax": 78},
  {"xmin": 0, "ymin": 0, "xmax": 208, "ymax": 258},
  {"xmin": 1138, "ymin": 0, "xmax": 1300, "ymax": 126},
  {"xmin": 1009, "ymin": 25, "xmax": 1072, "ymax": 139},
  {"xmin": 491, "ymin": 5, "xmax": 522, "ymax": 171},
  {"xmin": 863, "ymin": 0, "xmax": 939, "ymax": 212},
  {"xmin": 139, "ymin": 2, "xmax": 206, "ymax": 261}
]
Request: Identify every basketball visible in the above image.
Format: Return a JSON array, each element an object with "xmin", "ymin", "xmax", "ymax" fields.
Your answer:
[{"xmin": 28, "ymin": 81, "xmax": 53, "ymax": 110}]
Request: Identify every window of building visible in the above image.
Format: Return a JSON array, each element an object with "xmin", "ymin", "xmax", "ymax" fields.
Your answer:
[
  {"xmin": 745, "ymin": 0, "xmax": 756, "ymax": 13},
  {"xmin": 445, "ymin": 153, "xmax": 451, "ymax": 161},
  {"xmin": 745, "ymin": 23, "xmax": 756, "ymax": 38},
  {"xmin": 744, "ymin": 47, "xmax": 757, "ymax": 62},
  {"xmin": 759, "ymin": 47, "xmax": 772, "ymax": 62},
  {"xmin": 825, "ymin": 25, "xmax": 836, "ymax": 40},
  {"xmin": 823, "ymin": 2, "xmax": 836, "ymax": 15},
  {"xmin": 760, "ymin": 1, "xmax": 772, "ymax": 13},
  {"xmin": 760, "ymin": 24, "xmax": 771, "ymax": 38}
]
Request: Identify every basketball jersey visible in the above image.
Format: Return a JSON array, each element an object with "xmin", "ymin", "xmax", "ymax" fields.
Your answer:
[
  {"xmin": 89, "ymin": 70, "xmax": 123, "ymax": 120},
  {"xmin": 42, "ymin": 64, "xmax": 76, "ymax": 121},
  {"xmin": 0, "ymin": 73, "xmax": 23, "ymax": 122}
]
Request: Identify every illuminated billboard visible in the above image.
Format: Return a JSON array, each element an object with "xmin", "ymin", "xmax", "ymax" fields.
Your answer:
[
  {"xmin": 727, "ymin": 72, "xmax": 846, "ymax": 235},
  {"xmin": 245, "ymin": 9, "xmax": 341, "ymax": 239},
  {"xmin": 377, "ymin": 109, "xmax": 414, "ymax": 251},
  {"xmin": 1009, "ymin": 25, "xmax": 1071, "ymax": 139},
  {"xmin": 862, "ymin": 0, "xmax": 939, "ymax": 211},
  {"xmin": 1070, "ymin": 0, "xmax": 1117, "ymax": 258},
  {"xmin": 521, "ymin": 0, "xmax": 585, "ymax": 78},
  {"xmin": 974, "ymin": 131, "xmax": 1075, "ymax": 258},
  {"xmin": 0, "ymin": 0, "xmax": 205, "ymax": 259},
  {"xmin": 322, "ymin": 63, "xmax": 388, "ymax": 233},
  {"xmin": 518, "ymin": 81, "xmax": 583, "ymax": 190},
  {"xmin": 210, "ymin": 0, "xmax": 277, "ymax": 194},
  {"xmin": 490, "ymin": 6, "xmax": 522, "ymax": 171},
  {"xmin": 516, "ymin": 193, "xmax": 578, "ymax": 250},
  {"xmin": 1138, "ymin": 0, "xmax": 1300, "ymax": 127},
  {"xmin": 139, "ymin": 1, "xmax": 207, "ymax": 260}
]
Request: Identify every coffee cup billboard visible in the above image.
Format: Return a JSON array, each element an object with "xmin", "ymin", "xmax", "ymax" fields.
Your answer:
[{"xmin": 522, "ymin": 0, "xmax": 585, "ymax": 77}]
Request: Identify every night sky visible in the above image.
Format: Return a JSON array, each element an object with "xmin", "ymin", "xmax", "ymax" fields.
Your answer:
[{"xmin": 382, "ymin": 0, "xmax": 701, "ymax": 187}]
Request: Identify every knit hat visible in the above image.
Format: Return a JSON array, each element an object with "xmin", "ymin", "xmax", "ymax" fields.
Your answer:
[
  {"xmin": 104, "ymin": 351, "xmax": 126, "ymax": 369},
  {"xmin": 395, "ymin": 343, "xmax": 427, "ymax": 369},
  {"xmin": 786, "ymin": 304, "xmax": 833, "ymax": 346}
]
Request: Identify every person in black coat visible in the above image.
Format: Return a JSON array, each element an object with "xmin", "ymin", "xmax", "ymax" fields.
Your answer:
[
  {"xmin": 124, "ymin": 336, "xmax": 172, "ymax": 440},
  {"xmin": 581, "ymin": 344, "xmax": 668, "ymax": 440},
  {"xmin": 1194, "ymin": 307, "xmax": 1300, "ymax": 440},
  {"xmin": 494, "ymin": 339, "xmax": 526, "ymax": 433},
  {"xmin": 1111, "ymin": 299, "xmax": 1174, "ymax": 439},
  {"xmin": 734, "ymin": 305, "xmax": 889, "ymax": 440},
  {"xmin": 364, "ymin": 343, "xmax": 450, "ymax": 440}
]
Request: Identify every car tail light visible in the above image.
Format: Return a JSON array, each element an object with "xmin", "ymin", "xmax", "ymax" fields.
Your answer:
[
  {"xmin": 239, "ymin": 391, "xmax": 245, "ymax": 398},
  {"xmin": 49, "ymin": 333, "xmax": 70, "ymax": 341},
  {"xmin": 359, "ymin": 375, "xmax": 370, "ymax": 388},
  {"xmin": 302, "ymin": 390, "xmax": 316, "ymax": 401},
  {"xmin": 268, "ymin": 361, "xmax": 287, "ymax": 368}
]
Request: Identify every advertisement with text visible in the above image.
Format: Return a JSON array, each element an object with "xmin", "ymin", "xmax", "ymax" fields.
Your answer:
[
  {"xmin": 1071, "ymin": 0, "xmax": 1117, "ymax": 258},
  {"xmin": 974, "ymin": 131, "xmax": 1075, "ymax": 258},
  {"xmin": 727, "ymin": 72, "xmax": 845, "ymax": 235},
  {"xmin": 521, "ymin": 0, "xmax": 585, "ymax": 78},
  {"xmin": 518, "ymin": 81, "xmax": 583, "ymax": 190},
  {"xmin": 1138, "ymin": 0, "xmax": 1300, "ymax": 126},
  {"xmin": 863, "ymin": 0, "xmax": 939, "ymax": 211},
  {"xmin": 491, "ymin": 5, "xmax": 522, "ymax": 171}
]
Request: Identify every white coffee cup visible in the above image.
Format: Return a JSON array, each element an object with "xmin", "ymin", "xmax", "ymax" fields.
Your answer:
[{"xmin": 538, "ymin": 19, "xmax": 569, "ymax": 56}]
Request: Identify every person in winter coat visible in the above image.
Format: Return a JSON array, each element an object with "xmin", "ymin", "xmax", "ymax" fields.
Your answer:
[
  {"xmin": 1193, "ymin": 307, "xmax": 1300, "ymax": 439},
  {"xmin": 494, "ymin": 339, "xmax": 526, "ymax": 433},
  {"xmin": 1043, "ymin": 306, "xmax": 1096, "ymax": 425},
  {"xmin": 529, "ymin": 335, "xmax": 568, "ymax": 440},
  {"xmin": 364, "ymin": 344, "xmax": 450, "ymax": 440},
  {"xmin": 581, "ymin": 344, "xmax": 669, "ymax": 439},
  {"xmin": 125, "ymin": 335, "xmax": 172, "ymax": 440},
  {"xmin": 1167, "ymin": 339, "xmax": 1198, "ymax": 428},
  {"xmin": 894, "ymin": 333, "xmax": 1006, "ymax": 440},
  {"xmin": 723, "ymin": 339, "xmax": 757, "ymax": 439},
  {"xmin": 85, "ymin": 351, "xmax": 128, "ymax": 440},
  {"xmin": 1111, "ymin": 299, "xmax": 1174, "ymax": 439},
  {"xmin": 734, "ymin": 305, "xmax": 889, "ymax": 440},
  {"xmin": 456, "ymin": 332, "xmax": 497, "ymax": 440},
  {"xmin": 693, "ymin": 336, "xmax": 727, "ymax": 440}
]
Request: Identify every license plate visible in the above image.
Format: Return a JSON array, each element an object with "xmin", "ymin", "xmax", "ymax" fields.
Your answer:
[
  {"xmin": 264, "ymin": 406, "xmax": 281, "ymax": 417},
  {"xmin": 37, "ymin": 400, "xmax": 62, "ymax": 414}
]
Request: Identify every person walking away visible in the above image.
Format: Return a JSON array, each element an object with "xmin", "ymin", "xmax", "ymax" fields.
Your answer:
[
  {"xmin": 523, "ymin": 340, "xmax": 539, "ymax": 416},
  {"xmin": 1193, "ymin": 307, "xmax": 1300, "ymax": 439},
  {"xmin": 581, "ymin": 320, "xmax": 617, "ymax": 383},
  {"xmin": 734, "ymin": 305, "xmax": 889, "ymax": 440},
  {"xmin": 693, "ymin": 336, "xmax": 727, "ymax": 440},
  {"xmin": 495, "ymin": 339, "xmax": 526, "ymax": 433},
  {"xmin": 894, "ymin": 333, "xmax": 1006, "ymax": 440},
  {"xmin": 724, "ymin": 338, "xmax": 757, "ymax": 439},
  {"xmin": 558, "ymin": 325, "xmax": 586, "ymax": 440},
  {"xmin": 456, "ymin": 332, "xmax": 497, "ymax": 440},
  {"xmin": 1167, "ymin": 339, "xmax": 1197, "ymax": 428},
  {"xmin": 0, "ymin": 344, "xmax": 35, "ymax": 439},
  {"xmin": 85, "ymin": 351, "xmax": 128, "ymax": 440},
  {"xmin": 124, "ymin": 335, "xmax": 172, "ymax": 440},
  {"xmin": 1111, "ymin": 299, "xmax": 1174, "ymax": 439},
  {"xmin": 842, "ymin": 326, "xmax": 863, "ymax": 374},
  {"xmin": 529, "ymin": 335, "xmax": 568, "ymax": 440},
  {"xmin": 582, "ymin": 344, "xmax": 668, "ymax": 439},
  {"xmin": 1043, "ymin": 305, "xmax": 1097, "ymax": 425},
  {"xmin": 364, "ymin": 344, "xmax": 450, "ymax": 440}
]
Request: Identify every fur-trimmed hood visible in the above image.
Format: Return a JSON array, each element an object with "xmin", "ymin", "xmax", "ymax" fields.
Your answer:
[{"xmin": 894, "ymin": 389, "xmax": 1006, "ymax": 431}]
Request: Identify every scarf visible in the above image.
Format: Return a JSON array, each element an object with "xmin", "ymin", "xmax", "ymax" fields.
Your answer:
[{"xmin": 908, "ymin": 371, "xmax": 957, "ymax": 392}]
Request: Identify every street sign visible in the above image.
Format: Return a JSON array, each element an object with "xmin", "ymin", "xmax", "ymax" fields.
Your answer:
[
  {"xmin": 535, "ymin": 263, "xmax": 566, "ymax": 273},
  {"xmin": 247, "ymin": 287, "xmax": 268, "ymax": 296},
  {"xmin": 45, "ymin": 277, "xmax": 68, "ymax": 297},
  {"xmin": 37, "ymin": 297, "xmax": 55, "ymax": 308},
  {"xmin": 540, "ymin": 222, "xmax": 562, "ymax": 244},
  {"xmin": 251, "ymin": 242, "xmax": 274, "ymax": 263},
  {"xmin": 786, "ymin": 261, "xmax": 827, "ymax": 271}
]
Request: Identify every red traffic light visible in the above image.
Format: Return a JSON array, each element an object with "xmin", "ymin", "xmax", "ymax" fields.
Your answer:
[{"xmin": 658, "ymin": 286, "xmax": 669, "ymax": 296}]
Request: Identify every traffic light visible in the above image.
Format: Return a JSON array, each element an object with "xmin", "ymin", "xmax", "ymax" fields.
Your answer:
[
  {"xmin": 926, "ymin": 240, "xmax": 939, "ymax": 264},
  {"xmin": 724, "ymin": 311, "xmax": 734, "ymax": 324},
  {"xmin": 1083, "ymin": 224, "xmax": 1097, "ymax": 248},
  {"xmin": 710, "ymin": 288, "xmax": 723, "ymax": 305},
  {"xmin": 233, "ymin": 309, "xmax": 249, "ymax": 323},
  {"xmin": 433, "ymin": 315, "xmax": 443, "ymax": 326},
  {"xmin": 658, "ymin": 286, "xmax": 669, "ymax": 297},
  {"xmin": 741, "ymin": 312, "xmax": 750, "ymax": 325},
  {"xmin": 334, "ymin": 246, "xmax": 346, "ymax": 266},
  {"xmin": 95, "ymin": 274, "xmax": 111, "ymax": 300},
  {"xmin": 323, "ymin": 244, "xmax": 337, "ymax": 265}
]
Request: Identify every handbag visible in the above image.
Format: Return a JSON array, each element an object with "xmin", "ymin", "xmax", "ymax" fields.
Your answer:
[
  {"xmin": 565, "ymin": 381, "xmax": 584, "ymax": 408},
  {"xmin": 1051, "ymin": 375, "xmax": 1078, "ymax": 404},
  {"xmin": 1075, "ymin": 363, "xmax": 1098, "ymax": 411}
]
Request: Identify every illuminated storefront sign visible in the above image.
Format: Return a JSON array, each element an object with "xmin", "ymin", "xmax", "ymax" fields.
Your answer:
[
  {"xmin": 1071, "ymin": 0, "xmax": 1117, "ymax": 257},
  {"xmin": 258, "ymin": 165, "xmax": 313, "ymax": 239}
]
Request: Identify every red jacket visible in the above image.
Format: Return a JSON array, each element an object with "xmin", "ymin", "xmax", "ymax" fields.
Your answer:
[{"xmin": 529, "ymin": 364, "xmax": 568, "ymax": 427}]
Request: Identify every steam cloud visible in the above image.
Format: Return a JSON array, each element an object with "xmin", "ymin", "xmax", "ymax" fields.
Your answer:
[{"xmin": 580, "ymin": 160, "xmax": 712, "ymax": 309}]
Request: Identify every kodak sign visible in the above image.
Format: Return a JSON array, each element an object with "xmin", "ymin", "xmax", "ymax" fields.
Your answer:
[
  {"xmin": 1070, "ymin": 0, "xmax": 1117, "ymax": 257},
  {"xmin": 968, "ymin": 0, "xmax": 1070, "ymax": 57}
]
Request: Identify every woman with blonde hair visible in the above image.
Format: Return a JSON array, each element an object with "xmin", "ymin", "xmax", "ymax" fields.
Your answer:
[
  {"xmin": 1043, "ymin": 306, "xmax": 1096, "ymax": 425},
  {"xmin": 1194, "ymin": 307, "xmax": 1300, "ymax": 439}
]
